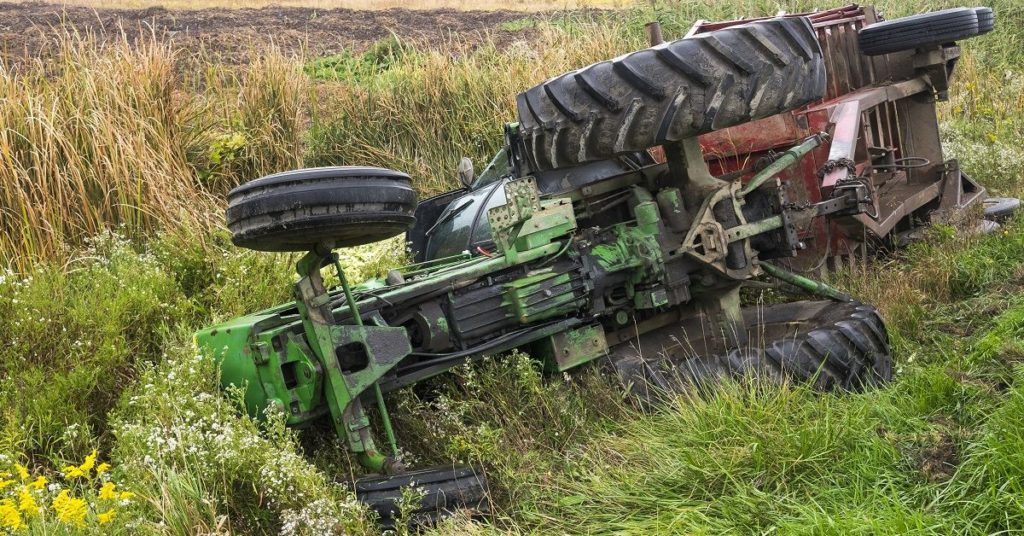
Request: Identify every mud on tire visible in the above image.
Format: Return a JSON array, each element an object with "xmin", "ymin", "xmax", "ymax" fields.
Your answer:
[{"xmin": 516, "ymin": 16, "xmax": 827, "ymax": 171}]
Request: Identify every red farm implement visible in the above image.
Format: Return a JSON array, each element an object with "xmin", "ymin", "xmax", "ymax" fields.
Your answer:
[{"xmin": 688, "ymin": 4, "xmax": 1008, "ymax": 272}]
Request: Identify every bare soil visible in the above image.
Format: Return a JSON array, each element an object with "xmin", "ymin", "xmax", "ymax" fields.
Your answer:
[
  {"xmin": 0, "ymin": 1, "xmax": 535, "ymax": 63},
  {"xmin": 919, "ymin": 416, "xmax": 961, "ymax": 483}
]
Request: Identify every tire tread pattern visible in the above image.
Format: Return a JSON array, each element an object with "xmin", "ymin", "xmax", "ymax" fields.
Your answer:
[
  {"xmin": 610, "ymin": 301, "xmax": 892, "ymax": 403},
  {"xmin": 356, "ymin": 466, "xmax": 488, "ymax": 529},
  {"xmin": 516, "ymin": 17, "xmax": 827, "ymax": 171},
  {"xmin": 857, "ymin": 8, "xmax": 982, "ymax": 56},
  {"xmin": 225, "ymin": 167, "xmax": 417, "ymax": 252}
]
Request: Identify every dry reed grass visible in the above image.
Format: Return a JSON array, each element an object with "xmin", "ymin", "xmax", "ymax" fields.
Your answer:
[
  {"xmin": 307, "ymin": 24, "xmax": 633, "ymax": 195},
  {"xmin": 9, "ymin": 0, "xmax": 634, "ymax": 11},
  {"xmin": 0, "ymin": 32, "xmax": 308, "ymax": 270}
]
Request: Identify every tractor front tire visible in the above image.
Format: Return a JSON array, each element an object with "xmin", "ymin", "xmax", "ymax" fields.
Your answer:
[
  {"xmin": 516, "ymin": 16, "xmax": 827, "ymax": 171},
  {"xmin": 226, "ymin": 166, "xmax": 418, "ymax": 252},
  {"xmin": 975, "ymin": 7, "xmax": 994, "ymax": 34},
  {"xmin": 983, "ymin": 197, "xmax": 1020, "ymax": 223}
]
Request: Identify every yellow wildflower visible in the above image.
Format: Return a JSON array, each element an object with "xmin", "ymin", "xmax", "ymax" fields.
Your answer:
[
  {"xmin": 51, "ymin": 490, "xmax": 67, "ymax": 506},
  {"xmin": 13, "ymin": 464, "xmax": 29, "ymax": 481},
  {"xmin": 96, "ymin": 462, "xmax": 111, "ymax": 475},
  {"xmin": 17, "ymin": 487, "xmax": 37, "ymax": 517},
  {"xmin": 98, "ymin": 481, "xmax": 135, "ymax": 503},
  {"xmin": 30, "ymin": 476, "xmax": 46, "ymax": 491},
  {"xmin": 0, "ymin": 480, "xmax": 15, "ymax": 491},
  {"xmin": 63, "ymin": 465, "xmax": 86, "ymax": 479},
  {"xmin": 0, "ymin": 500, "xmax": 22, "ymax": 530},
  {"xmin": 79, "ymin": 450, "xmax": 97, "ymax": 473},
  {"xmin": 52, "ymin": 490, "xmax": 88, "ymax": 527},
  {"xmin": 99, "ymin": 482, "xmax": 117, "ymax": 501},
  {"xmin": 64, "ymin": 449, "xmax": 98, "ymax": 480},
  {"xmin": 96, "ymin": 508, "xmax": 115, "ymax": 525}
]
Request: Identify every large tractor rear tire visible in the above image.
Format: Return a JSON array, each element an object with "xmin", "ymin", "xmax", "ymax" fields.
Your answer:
[
  {"xmin": 609, "ymin": 300, "xmax": 892, "ymax": 402},
  {"xmin": 226, "ymin": 166, "xmax": 417, "ymax": 252},
  {"xmin": 516, "ymin": 17, "xmax": 826, "ymax": 171}
]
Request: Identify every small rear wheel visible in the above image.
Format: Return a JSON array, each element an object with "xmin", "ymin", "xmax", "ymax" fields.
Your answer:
[
  {"xmin": 857, "ymin": 8, "xmax": 983, "ymax": 56},
  {"xmin": 983, "ymin": 196, "xmax": 1020, "ymax": 222},
  {"xmin": 355, "ymin": 464, "xmax": 488, "ymax": 529},
  {"xmin": 226, "ymin": 166, "xmax": 418, "ymax": 252}
]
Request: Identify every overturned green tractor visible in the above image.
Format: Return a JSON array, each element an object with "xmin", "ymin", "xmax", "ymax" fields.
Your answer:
[{"xmin": 195, "ymin": 15, "xmax": 904, "ymax": 526}]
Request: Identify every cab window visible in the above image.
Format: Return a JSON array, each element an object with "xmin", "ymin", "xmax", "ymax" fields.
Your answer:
[{"xmin": 472, "ymin": 146, "xmax": 511, "ymax": 188}]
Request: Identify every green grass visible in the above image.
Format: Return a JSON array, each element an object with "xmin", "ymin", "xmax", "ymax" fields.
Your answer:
[
  {"xmin": 0, "ymin": 0, "xmax": 1023, "ymax": 533},
  {"xmin": 404, "ymin": 222, "xmax": 1024, "ymax": 535}
]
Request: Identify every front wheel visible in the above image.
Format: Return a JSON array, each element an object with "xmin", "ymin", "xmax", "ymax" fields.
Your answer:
[
  {"xmin": 226, "ymin": 166, "xmax": 418, "ymax": 252},
  {"xmin": 983, "ymin": 197, "xmax": 1020, "ymax": 223}
]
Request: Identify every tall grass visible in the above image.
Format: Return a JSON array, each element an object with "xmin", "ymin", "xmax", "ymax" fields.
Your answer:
[
  {"xmin": 0, "ymin": 33, "xmax": 306, "ymax": 270},
  {"xmin": 307, "ymin": 25, "xmax": 631, "ymax": 195},
  {"xmin": 0, "ymin": 36, "xmax": 197, "ymax": 268}
]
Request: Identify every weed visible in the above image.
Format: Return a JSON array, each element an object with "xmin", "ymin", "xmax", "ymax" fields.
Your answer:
[
  {"xmin": 0, "ymin": 1, "xmax": 1023, "ymax": 534},
  {"xmin": 497, "ymin": 18, "xmax": 536, "ymax": 32},
  {"xmin": 0, "ymin": 34, "xmax": 307, "ymax": 270}
]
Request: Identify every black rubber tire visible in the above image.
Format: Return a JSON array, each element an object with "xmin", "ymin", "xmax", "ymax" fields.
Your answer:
[
  {"xmin": 983, "ymin": 196, "xmax": 1020, "ymax": 222},
  {"xmin": 858, "ymin": 8, "xmax": 981, "ymax": 56},
  {"xmin": 355, "ymin": 465, "xmax": 488, "ymax": 529},
  {"xmin": 516, "ymin": 17, "xmax": 826, "ymax": 171},
  {"xmin": 975, "ymin": 7, "xmax": 994, "ymax": 34},
  {"xmin": 609, "ymin": 300, "xmax": 892, "ymax": 401},
  {"xmin": 225, "ymin": 166, "xmax": 417, "ymax": 252}
]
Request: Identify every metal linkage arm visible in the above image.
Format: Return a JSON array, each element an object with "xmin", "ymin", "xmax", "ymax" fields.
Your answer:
[
  {"xmin": 738, "ymin": 132, "xmax": 830, "ymax": 197},
  {"xmin": 759, "ymin": 262, "xmax": 853, "ymax": 302}
]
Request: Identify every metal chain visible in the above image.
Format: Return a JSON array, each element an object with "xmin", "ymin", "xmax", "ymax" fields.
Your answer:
[
  {"xmin": 816, "ymin": 157, "xmax": 857, "ymax": 179},
  {"xmin": 782, "ymin": 201, "xmax": 815, "ymax": 211}
]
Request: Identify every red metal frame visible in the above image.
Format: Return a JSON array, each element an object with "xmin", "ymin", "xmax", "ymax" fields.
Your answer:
[{"xmin": 680, "ymin": 5, "xmax": 984, "ymax": 271}]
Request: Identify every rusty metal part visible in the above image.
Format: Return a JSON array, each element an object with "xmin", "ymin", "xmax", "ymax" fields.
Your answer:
[
  {"xmin": 817, "ymin": 158, "xmax": 857, "ymax": 180},
  {"xmin": 690, "ymin": 4, "xmax": 989, "ymax": 269},
  {"xmin": 644, "ymin": 21, "xmax": 664, "ymax": 46}
]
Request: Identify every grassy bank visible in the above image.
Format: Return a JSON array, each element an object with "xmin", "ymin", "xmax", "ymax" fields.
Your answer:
[
  {"xmin": 0, "ymin": 0, "xmax": 1022, "ymax": 533},
  {"xmin": 491, "ymin": 225, "xmax": 1024, "ymax": 534},
  {"xmin": 8, "ymin": 0, "xmax": 633, "ymax": 11}
]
